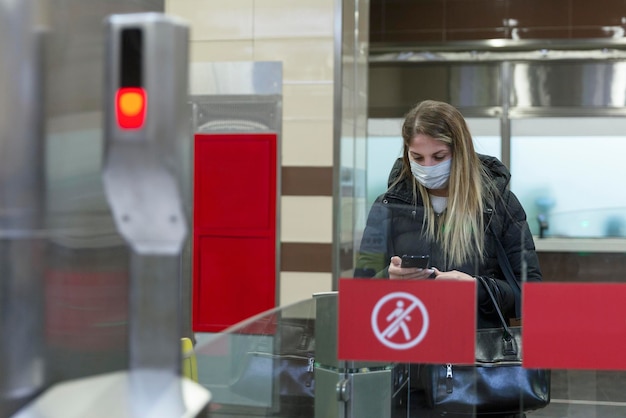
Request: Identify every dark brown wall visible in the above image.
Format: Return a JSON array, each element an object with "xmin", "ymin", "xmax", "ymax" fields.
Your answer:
[
  {"xmin": 538, "ymin": 253, "xmax": 626, "ymax": 282},
  {"xmin": 370, "ymin": 0, "xmax": 626, "ymax": 43}
]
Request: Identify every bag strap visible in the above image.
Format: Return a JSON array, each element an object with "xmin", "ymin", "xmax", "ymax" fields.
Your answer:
[
  {"xmin": 476, "ymin": 276, "xmax": 517, "ymax": 355},
  {"xmin": 488, "ymin": 222, "xmax": 522, "ymax": 318},
  {"xmin": 476, "ymin": 276, "xmax": 512, "ymax": 337}
]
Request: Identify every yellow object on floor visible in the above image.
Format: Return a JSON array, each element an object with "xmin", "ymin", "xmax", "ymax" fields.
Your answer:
[{"xmin": 181, "ymin": 337, "xmax": 198, "ymax": 382}]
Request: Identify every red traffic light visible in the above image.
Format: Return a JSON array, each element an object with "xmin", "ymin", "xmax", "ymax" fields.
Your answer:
[{"xmin": 116, "ymin": 87, "xmax": 146, "ymax": 129}]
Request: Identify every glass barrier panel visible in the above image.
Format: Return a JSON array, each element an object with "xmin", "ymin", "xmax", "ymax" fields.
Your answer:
[
  {"xmin": 194, "ymin": 298, "xmax": 317, "ymax": 417},
  {"xmin": 193, "ymin": 284, "xmax": 626, "ymax": 418},
  {"xmin": 511, "ymin": 117, "xmax": 626, "ymax": 237}
]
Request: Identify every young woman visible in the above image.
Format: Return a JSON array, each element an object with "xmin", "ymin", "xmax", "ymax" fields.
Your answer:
[
  {"xmin": 354, "ymin": 100, "xmax": 543, "ymax": 417},
  {"xmin": 356, "ymin": 100, "xmax": 541, "ymax": 324}
]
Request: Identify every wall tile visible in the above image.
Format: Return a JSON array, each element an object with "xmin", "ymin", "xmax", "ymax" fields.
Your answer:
[
  {"xmin": 254, "ymin": 0, "xmax": 335, "ymax": 39},
  {"xmin": 281, "ymin": 242, "xmax": 333, "ymax": 271},
  {"xmin": 280, "ymin": 196, "xmax": 333, "ymax": 243},
  {"xmin": 370, "ymin": 0, "xmax": 385, "ymax": 34},
  {"xmin": 283, "ymin": 83, "xmax": 334, "ymax": 121},
  {"xmin": 446, "ymin": 0, "xmax": 507, "ymax": 30},
  {"xmin": 572, "ymin": 0, "xmax": 626, "ymax": 26},
  {"xmin": 189, "ymin": 40, "xmax": 254, "ymax": 63},
  {"xmin": 381, "ymin": 30, "xmax": 445, "ymax": 43},
  {"xmin": 282, "ymin": 119, "xmax": 334, "ymax": 166},
  {"xmin": 370, "ymin": 31, "xmax": 385, "ymax": 43},
  {"xmin": 383, "ymin": 0, "xmax": 444, "ymax": 32},
  {"xmin": 446, "ymin": 28, "xmax": 507, "ymax": 41},
  {"xmin": 279, "ymin": 272, "xmax": 333, "ymax": 306},
  {"xmin": 168, "ymin": 0, "xmax": 255, "ymax": 41},
  {"xmin": 282, "ymin": 167, "xmax": 334, "ymax": 196},
  {"xmin": 508, "ymin": 0, "xmax": 570, "ymax": 28},
  {"xmin": 254, "ymin": 38, "xmax": 334, "ymax": 83}
]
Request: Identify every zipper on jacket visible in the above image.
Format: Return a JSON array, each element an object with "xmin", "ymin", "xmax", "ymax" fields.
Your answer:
[
  {"xmin": 445, "ymin": 363, "xmax": 453, "ymax": 393},
  {"xmin": 306, "ymin": 357, "xmax": 315, "ymax": 387}
]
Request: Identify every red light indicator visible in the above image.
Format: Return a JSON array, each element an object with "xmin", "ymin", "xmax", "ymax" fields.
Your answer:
[{"xmin": 116, "ymin": 87, "xmax": 146, "ymax": 129}]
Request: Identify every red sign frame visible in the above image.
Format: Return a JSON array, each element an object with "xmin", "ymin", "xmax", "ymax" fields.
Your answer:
[{"xmin": 339, "ymin": 278, "xmax": 476, "ymax": 364}]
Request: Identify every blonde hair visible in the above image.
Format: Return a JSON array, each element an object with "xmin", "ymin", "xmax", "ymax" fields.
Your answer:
[{"xmin": 394, "ymin": 100, "xmax": 493, "ymax": 266}]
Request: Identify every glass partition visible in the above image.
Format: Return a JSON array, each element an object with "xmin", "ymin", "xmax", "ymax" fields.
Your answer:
[
  {"xmin": 356, "ymin": 45, "xmax": 626, "ymax": 418},
  {"xmin": 194, "ymin": 298, "xmax": 317, "ymax": 417},
  {"xmin": 510, "ymin": 117, "xmax": 626, "ymax": 238},
  {"xmin": 313, "ymin": 113, "xmax": 624, "ymax": 418},
  {"xmin": 192, "ymin": 294, "xmax": 626, "ymax": 417},
  {"xmin": 194, "ymin": 295, "xmax": 411, "ymax": 418},
  {"xmin": 191, "ymin": 292, "xmax": 626, "ymax": 418}
]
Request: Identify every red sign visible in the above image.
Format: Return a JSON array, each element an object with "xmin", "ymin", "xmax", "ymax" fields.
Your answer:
[
  {"xmin": 338, "ymin": 278, "xmax": 476, "ymax": 364},
  {"xmin": 192, "ymin": 133, "xmax": 277, "ymax": 332},
  {"xmin": 523, "ymin": 282, "xmax": 626, "ymax": 370}
]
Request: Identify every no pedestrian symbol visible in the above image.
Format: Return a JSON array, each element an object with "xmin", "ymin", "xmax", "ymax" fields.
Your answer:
[{"xmin": 371, "ymin": 291, "xmax": 429, "ymax": 350}]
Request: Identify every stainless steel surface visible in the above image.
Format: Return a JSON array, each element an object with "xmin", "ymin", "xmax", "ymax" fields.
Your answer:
[
  {"xmin": 313, "ymin": 292, "xmax": 407, "ymax": 418},
  {"xmin": 40, "ymin": 0, "xmax": 164, "ymax": 397},
  {"xmin": 313, "ymin": 292, "xmax": 341, "ymax": 369},
  {"xmin": 0, "ymin": 0, "xmax": 225, "ymax": 416},
  {"xmin": 369, "ymin": 49, "xmax": 626, "ymax": 118},
  {"xmin": 315, "ymin": 366, "xmax": 398, "ymax": 418},
  {"xmin": 129, "ymin": 254, "xmax": 185, "ymax": 413},
  {"xmin": 347, "ymin": 369, "xmax": 393, "ymax": 418},
  {"xmin": 0, "ymin": 0, "xmax": 45, "ymax": 415},
  {"xmin": 102, "ymin": 13, "xmax": 199, "ymax": 416},
  {"xmin": 333, "ymin": 0, "xmax": 370, "ymax": 283},
  {"xmin": 510, "ymin": 61, "xmax": 626, "ymax": 108},
  {"xmin": 314, "ymin": 368, "xmax": 345, "ymax": 418},
  {"xmin": 500, "ymin": 62, "xmax": 512, "ymax": 168},
  {"xmin": 369, "ymin": 63, "xmax": 502, "ymax": 118},
  {"xmin": 332, "ymin": 0, "xmax": 344, "ymax": 285},
  {"xmin": 190, "ymin": 62, "xmax": 282, "ymax": 96},
  {"xmin": 103, "ymin": 13, "xmax": 189, "ymax": 254},
  {"xmin": 190, "ymin": 62, "xmax": 282, "ymax": 134},
  {"xmin": 370, "ymin": 38, "xmax": 626, "ymax": 56}
]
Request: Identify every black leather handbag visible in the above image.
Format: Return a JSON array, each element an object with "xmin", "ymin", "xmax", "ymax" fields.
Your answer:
[{"xmin": 421, "ymin": 276, "xmax": 551, "ymax": 415}]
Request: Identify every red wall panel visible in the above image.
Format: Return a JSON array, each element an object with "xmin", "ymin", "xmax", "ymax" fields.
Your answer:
[{"xmin": 192, "ymin": 133, "xmax": 277, "ymax": 332}]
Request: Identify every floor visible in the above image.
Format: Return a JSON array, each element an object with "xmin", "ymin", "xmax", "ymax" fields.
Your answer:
[
  {"xmin": 526, "ymin": 369, "xmax": 626, "ymax": 418},
  {"xmin": 202, "ymin": 369, "xmax": 626, "ymax": 417}
]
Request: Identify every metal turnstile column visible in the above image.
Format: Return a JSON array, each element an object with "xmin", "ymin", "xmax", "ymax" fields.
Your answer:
[
  {"xmin": 11, "ymin": 12, "xmax": 210, "ymax": 418},
  {"xmin": 314, "ymin": 292, "xmax": 409, "ymax": 418},
  {"xmin": 0, "ymin": 0, "xmax": 45, "ymax": 415}
]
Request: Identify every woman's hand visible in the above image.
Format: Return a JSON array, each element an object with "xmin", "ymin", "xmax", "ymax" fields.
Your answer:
[
  {"xmin": 430, "ymin": 267, "xmax": 475, "ymax": 281},
  {"xmin": 388, "ymin": 256, "xmax": 435, "ymax": 279}
]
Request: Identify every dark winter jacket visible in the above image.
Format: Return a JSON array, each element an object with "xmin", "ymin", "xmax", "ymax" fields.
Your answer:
[{"xmin": 355, "ymin": 154, "xmax": 542, "ymax": 328}]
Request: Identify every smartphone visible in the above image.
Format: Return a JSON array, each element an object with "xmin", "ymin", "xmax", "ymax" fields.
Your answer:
[{"xmin": 400, "ymin": 254, "xmax": 430, "ymax": 269}]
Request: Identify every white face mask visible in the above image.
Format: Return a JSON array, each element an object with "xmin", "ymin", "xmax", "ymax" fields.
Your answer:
[{"xmin": 409, "ymin": 158, "xmax": 451, "ymax": 190}]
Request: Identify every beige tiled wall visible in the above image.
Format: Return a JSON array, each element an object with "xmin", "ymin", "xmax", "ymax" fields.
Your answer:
[
  {"xmin": 166, "ymin": 0, "xmax": 336, "ymax": 305},
  {"xmin": 281, "ymin": 196, "xmax": 334, "ymax": 243},
  {"xmin": 280, "ymin": 272, "xmax": 334, "ymax": 306}
]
